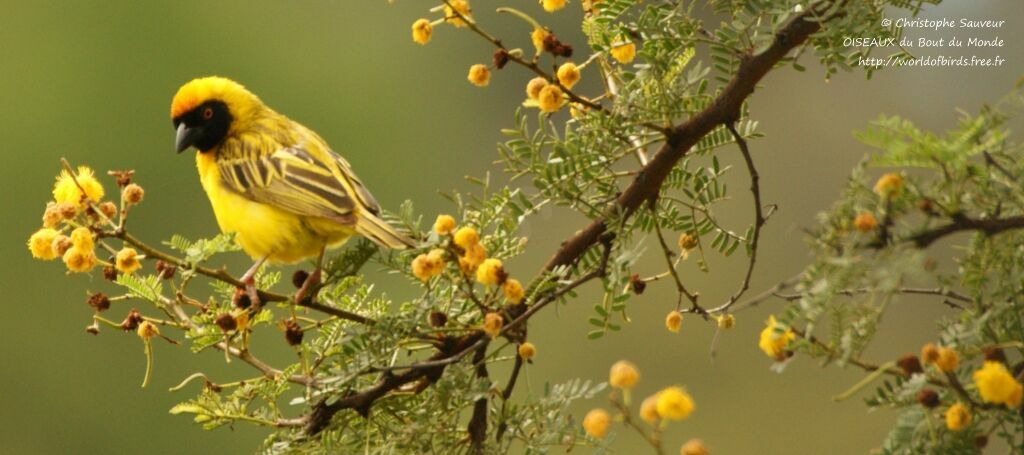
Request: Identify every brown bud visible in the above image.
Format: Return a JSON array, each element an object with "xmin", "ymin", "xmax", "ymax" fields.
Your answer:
[
  {"xmin": 917, "ymin": 389, "xmax": 940, "ymax": 408},
  {"xmin": 629, "ymin": 274, "xmax": 646, "ymax": 295},
  {"xmin": 292, "ymin": 269, "xmax": 310, "ymax": 289},
  {"xmin": 982, "ymin": 346, "xmax": 1007, "ymax": 364},
  {"xmin": 123, "ymin": 183, "xmax": 144, "ymax": 205},
  {"xmin": 119, "ymin": 309, "xmax": 143, "ymax": 331},
  {"xmin": 897, "ymin": 354, "xmax": 923, "ymax": 376},
  {"xmin": 492, "ymin": 49, "xmax": 510, "ymax": 69},
  {"xmin": 52, "ymin": 235, "xmax": 73, "ymax": 256},
  {"xmin": 57, "ymin": 202, "xmax": 78, "ymax": 219},
  {"xmin": 542, "ymin": 34, "xmax": 574, "ymax": 58},
  {"xmin": 428, "ymin": 311, "xmax": 448, "ymax": 328},
  {"xmin": 974, "ymin": 435, "xmax": 988, "ymax": 449},
  {"xmin": 102, "ymin": 266, "xmax": 118, "ymax": 281},
  {"xmin": 917, "ymin": 198, "xmax": 935, "ymax": 215},
  {"xmin": 283, "ymin": 320, "xmax": 303, "ymax": 346},
  {"xmin": 214, "ymin": 313, "xmax": 237, "ymax": 332},
  {"xmin": 42, "ymin": 204, "xmax": 62, "ymax": 228},
  {"xmin": 109, "ymin": 169, "xmax": 134, "ymax": 187},
  {"xmin": 87, "ymin": 292, "xmax": 111, "ymax": 312},
  {"xmin": 98, "ymin": 201, "xmax": 117, "ymax": 219},
  {"xmin": 155, "ymin": 260, "xmax": 177, "ymax": 280}
]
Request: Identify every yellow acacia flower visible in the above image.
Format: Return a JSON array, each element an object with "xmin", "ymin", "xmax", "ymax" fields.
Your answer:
[
  {"xmin": 935, "ymin": 347, "xmax": 959, "ymax": 372},
  {"xmin": 655, "ymin": 386, "xmax": 695, "ymax": 421},
  {"xmin": 681, "ymin": 439, "xmax": 709, "ymax": 455},
  {"xmin": 610, "ymin": 39, "xmax": 636, "ymax": 64},
  {"xmin": 609, "ymin": 360, "xmax": 640, "ymax": 389},
  {"xmin": 537, "ymin": 85, "xmax": 565, "ymax": 113},
  {"xmin": 434, "ymin": 214, "xmax": 457, "ymax": 235},
  {"xmin": 412, "ymin": 18, "xmax": 433, "ymax": 44},
  {"xmin": 482, "ymin": 312, "xmax": 503, "ymax": 338},
  {"xmin": 27, "ymin": 228, "xmax": 60, "ymax": 260},
  {"xmin": 639, "ymin": 394, "xmax": 660, "ymax": 423},
  {"xmin": 945, "ymin": 402, "xmax": 971, "ymax": 431},
  {"xmin": 556, "ymin": 62, "xmax": 580, "ymax": 89},
  {"xmin": 467, "ymin": 64, "xmax": 491, "ymax": 87},
  {"xmin": 531, "ymin": 28, "xmax": 549, "ymax": 55},
  {"xmin": 518, "ymin": 341, "xmax": 536, "ymax": 359},
  {"xmin": 921, "ymin": 343, "xmax": 940, "ymax": 364},
  {"xmin": 678, "ymin": 233, "xmax": 698, "ymax": 251},
  {"xmin": 53, "ymin": 166, "xmax": 105, "ymax": 209},
  {"xmin": 476, "ymin": 258, "xmax": 505, "ymax": 285},
  {"xmin": 454, "ymin": 226, "xmax": 480, "ymax": 249},
  {"xmin": 526, "ymin": 77, "xmax": 548, "ymax": 100},
  {"xmin": 503, "ymin": 278, "xmax": 525, "ymax": 303},
  {"xmin": 51, "ymin": 235, "xmax": 72, "ymax": 256},
  {"xmin": 115, "ymin": 248, "xmax": 142, "ymax": 274},
  {"xmin": 70, "ymin": 227, "xmax": 94, "ymax": 251},
  {"xmin": 123, "ymin": 183, "xmax": 144, "ymax": 205},
  {"xmin": 136, "ymin": 320, "xmax": 159, "ymax": 340},
  {"xmin": 758, "ymin": 315, "xmax": 795, "ymax": 361},
  {"xmin": 582, "ymin": 408, "xmax": 610, "ymax": 439},
  {"xmin": 444, "ymin": 0, "xmax": 472, "ymax": 27},
  {"xmin": 874, "ymin": 172, "xmax": 903, "ymax": 198},
  {"xmin": 460, "ymin": 242, "xmax": 487, "ymax": 272},
  {"xmin": 973, "ymin": 361, "xmax": 1024, "ymax": 408},
  {"xmin": 853, "ymin": 212, "xmax": 877, "ymax": 232},
  {"xmin": 717, "ymin": 313, "xmax": 735, "ymax": 329},
  {"xmin": 63, "ymin": 247, "xmax": 97, "ymax": 273},
  {"xmin": 541, "ymin": 0, "xmax": 567, "ymax": 12},
  {"xmin": 665, "ymin": 311, "xmax": 682, "ymax": 333},
  {"xmin": 411, "ymin": 250, "xmax": 445, "ymax": 281}
]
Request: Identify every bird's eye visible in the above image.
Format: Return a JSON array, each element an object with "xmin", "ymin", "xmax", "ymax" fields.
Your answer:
[{"xmin": 202, "ymin": 107, "xmax": 214, "ymax": 120}]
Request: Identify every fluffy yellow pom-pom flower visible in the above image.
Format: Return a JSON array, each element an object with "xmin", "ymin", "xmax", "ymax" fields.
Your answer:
[
  {"xmin": 526, "ymin": 77, "xmax": 548, "ymax": 100},
  {"xmin": 412, "ymin": 18, "xmax": 433, "ymax": 44},
  {"xmin": 717, "ymin": 313, "xmax": 735, "ymax": 329},
  {"xmin": 482, "ymin": 312, "xmax": 503, "ymax": 339},
  {"xmin": 434, "ymin": 214, "xmax": 457, "ymax": 235},
  {"xmin": 853, "ymin": 211, "xmax": 878, "ymax": 232},
  {"xmin": 665, "ymin": 311, "xmax": 682, "ymax": 333},
  {"xmin": 973, "ymin": 361, "xmax": 1024, "ymax": 408},
  {"xmin": 28, "ymin": 228, "xmax": 60, "ymax": 260},
  {"xmin": 655, "ymin": 386, "xmax": 695, "ymax": 421},
  {"xmin": 874, "ymin": 172, "xmax": 903, "ymax": 198},
  {"xmin": 921, "ymin": 343, "xmax": 940, "ymax": 364},
  {"xmin": 454, "ymin": 226, "xmax": 480, "ymax": 250},
  {"xmin": 460, "ymin": 243, "xmax": 487, "ymax": 272},
  {"xmin": 63, "ymin": 247, "xmax": 97, "ymax": 273},
  {"xmin": 467, "ymin": 64, "xmax": 491, "ymax": 87},
  {"xmin": 541, "ymin": 0, "xmax": 567, "ymax": 12},
  {"xmin": 758, "ymin": 315, "xmax": 795, "ymax": 361},
  {"xmin": 531, "ymin": 28, "xmax": 549, "ymax": 54},
  {"xmin": 556, "ymin": 62, "xmax": 581, "ymax": 89},
  {"xmin": 503, "ymin": 278, "xmax": 525, "ymax": 303},
  {"xmin": 412, "ymin": 250, "xmax": 445, "ymax": 281},
  {"xmin": 444, "ymin": 0, "xmax": 472, "ymax": 27},
  {"xmin": 537, "ymin": 85, "xmax": 565, "ymax": 113},
  {"xmin": 610, "ymin": 39, "xmax": 636, "ymax": 64},
  {"xmin": 115, "ymin": 248, "xmax": 143, "ymax": 274},
  {"xmin": 136, "ymin": 320, "xmax": 160, "ymax": 340},
  {"xmin": 935, "ymin": 347, "xmax": 959, "ymax": 373},
  {"xmin": 609, "ymin": 360, "xmax": 640, "ymax": 389},
  {"xmin": 680, "ymin": 439, "xmax": 709, "ymax": 455},
  {"xmin": 518, "ymin": 341, "xmax": 536, "ymax": 359},
  {"xmin": 945, "ymin": 402, "xmax": 971, "ymax": 431},
  {"xmin": 53, "ymin": 166, "xmax": 105, "ymax": 209},
  {"xmin": 639, "ymin": 394, "xmax": 660, "ymax": 423},
  {"xmin": 476, "ymin": 258, "xmax": 505, "ymax": 285},
  {"xmin": 582, "ymin": 408, "xmax": 610, "ymax": 439},
  {"xmin": 70, "ymin": 227, "xmax": 95, "ymax": 251}
]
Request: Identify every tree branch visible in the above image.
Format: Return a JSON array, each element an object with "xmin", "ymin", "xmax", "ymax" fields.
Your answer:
[{"xmin": 905, "ymin": 214, "xmax": 1024, "ymax": 248}]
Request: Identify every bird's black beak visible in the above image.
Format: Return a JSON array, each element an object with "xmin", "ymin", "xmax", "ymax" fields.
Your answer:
[{"xmin": 175, "ymin": 123, "xmax": 203, "ymax": 154}]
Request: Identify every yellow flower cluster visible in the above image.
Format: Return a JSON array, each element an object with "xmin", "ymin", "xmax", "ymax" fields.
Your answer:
[
  {"xmin": 758, "ymin": 315, "xmax": 795, "ymax": 361},
  {"xmin": 944, "ymin": 402, "xmax": 971, "ymax": 431},
  {"xmin": 53, "ymin": 166, "xmax": 104, "ymax": 210},
  {"xmin": 585, "ymin": 361, "xmax": 699, "ymax": 443},
  {"xmin": 115, "ymin": 248, "xmax": 143, "ymax": 274},
  {"xmin": 482, "ymin": 312, "xmax": 503, "ymax": 339},
  {"xmin": 540, "ymin": 0, "xmax": 567, "ymax": 12},
  {"xmin": 680, "ymin": 439, "xmax": 709, "ymax": 455},
  {"xmin": 853, "ymin": 211, "xmax": 878, "ymax": 232},
  {"xmin": 412, "ymin": 19, "xmax": 433, "ymax": 44},
  {"xmin": 610, "ymin": 36, "xmax": 636, "ymax": 64},
  {"xmin": 517, "ymin": 341, "xmax": 536, "ymax": 359},
  {"xmin": 582, "ymin": 408, "xmax": 610, "ymax": 439},
  {"xmin": 609, "ymin": 360, "xmax": 640, "ymax": 389},
  {"xmin": 556, "ymin": 62, "xmax": 580, "ymax": 89},
  {"xmin": 467, "ymin": 64, "xmax": 491, "ymax": 87},
  {"xmin": 972, "ymin": 361, "xmax": 1023, "ymax": 408},
  {"xmin": 716, "ymin": 313, "xmax": 735, "ymax": 329},
  {"xmin": 443, "ymin": 0, "xmax": 472, "ymax": 27},
  {"xmin": 873, "ymin": 172, "xmax": 903, "ymax": 198},
  {"xmin": 665, "ymin": 310, "xmax": 682, "ymax": 333},
  {"xmin": 920, "ymin": 343, "xmax": 958, "ymax": 373},
  {"xmin": 411, "ymin": 249, "xmax": 446, "ymax": 282}
]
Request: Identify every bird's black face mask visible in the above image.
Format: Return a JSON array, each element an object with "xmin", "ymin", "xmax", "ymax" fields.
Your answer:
[{"xmin": 172, "ymin": 100, "xmax": 232, "ymax": 153}]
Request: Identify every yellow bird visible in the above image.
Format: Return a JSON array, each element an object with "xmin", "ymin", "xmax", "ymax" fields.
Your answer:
[{"xmin": 170, "ymin": 76, "xmax": 413, "ymax": 300}]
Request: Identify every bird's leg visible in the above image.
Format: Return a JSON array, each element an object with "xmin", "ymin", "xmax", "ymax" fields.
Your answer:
[
  {"xmin": 295, "ymin": 246, "xmax": 326, "ymax": 305},
  {"xmin": 238, "ymin": 256, "xmax": 268, "ymax": 307}
]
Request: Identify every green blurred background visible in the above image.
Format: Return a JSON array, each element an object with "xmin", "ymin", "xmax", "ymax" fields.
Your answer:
[{"xmin": 2, "ymin": 1, "xmax": 1022, "ymax": 453}]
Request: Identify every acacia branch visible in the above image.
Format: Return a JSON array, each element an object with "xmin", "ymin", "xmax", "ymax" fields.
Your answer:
[{"xmin": 905, "ymin": 214, "xmax": 1024, "ymax": 248}]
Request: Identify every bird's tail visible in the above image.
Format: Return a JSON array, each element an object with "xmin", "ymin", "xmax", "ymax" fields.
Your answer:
[{"xmin": 356, "ymin": 211, "xmax": 416, "ymax": 249}]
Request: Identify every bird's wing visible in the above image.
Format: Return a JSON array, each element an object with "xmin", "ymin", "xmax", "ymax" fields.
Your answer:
[{"xmin": 217, "ymin": 145, "xmax": 360, "ymax": 225}]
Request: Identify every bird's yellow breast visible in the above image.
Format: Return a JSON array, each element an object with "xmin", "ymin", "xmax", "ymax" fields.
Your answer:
[{"xmin": 196, "ymin": 153, "xmax": 353, "ymax": 263}]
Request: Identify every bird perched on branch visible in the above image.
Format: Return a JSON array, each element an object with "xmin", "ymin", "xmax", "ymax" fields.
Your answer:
[{"xmin": 170, "ymin": 76, "xmax": 414, "ymax": 302}]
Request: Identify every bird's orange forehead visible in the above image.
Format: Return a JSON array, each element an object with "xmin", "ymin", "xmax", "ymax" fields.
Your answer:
[{"xmin": 170, "ymin": 76, "xmax": 252, "ymax": 119}]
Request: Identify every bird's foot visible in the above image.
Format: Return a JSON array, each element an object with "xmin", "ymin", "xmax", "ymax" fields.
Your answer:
[{"xmin": 294, "ymin": 268, "xmax": 322, "ymax": 305}]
